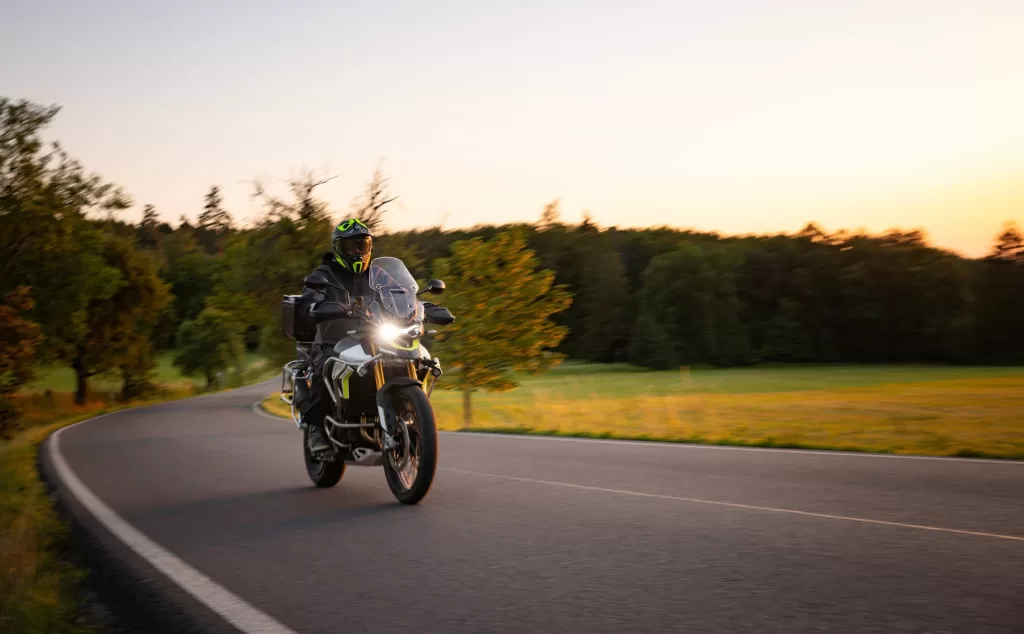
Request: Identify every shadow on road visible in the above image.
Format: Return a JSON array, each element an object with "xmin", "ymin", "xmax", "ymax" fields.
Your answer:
[{"xmin": 126, "ymin": 484, "xmax": 412, "ymax": 541}]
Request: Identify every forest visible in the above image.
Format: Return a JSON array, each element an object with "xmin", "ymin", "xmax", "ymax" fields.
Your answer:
[{"xmin": 3, "ymin": 96, "xmax": 1024, "ymax": 431}]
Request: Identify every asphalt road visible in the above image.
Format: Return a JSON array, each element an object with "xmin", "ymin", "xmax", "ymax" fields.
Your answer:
[{"xmin": 44, "ymin": 381, "xmax": 1024, "ymax": 633}]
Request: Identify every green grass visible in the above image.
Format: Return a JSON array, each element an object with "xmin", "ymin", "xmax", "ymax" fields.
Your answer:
[
  {"xmin": 511, "ymin": 362, "xmax": 1024, "ymax": 397},
  {"xmin": 22, "ymin": 351, "xmax": 269, "ymax": 394},
  {"xmin": 0, "ymin": 405, "xmax": 156, "ymax": 634},
  {"xmin": 265, "ymin": 363, "xmax": 1024, "ymax": 459}
]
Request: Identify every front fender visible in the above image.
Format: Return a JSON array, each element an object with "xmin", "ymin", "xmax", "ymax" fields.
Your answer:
[{"xmin": 376, "ymin": 376, "xmax": 423, "ymax": 435}]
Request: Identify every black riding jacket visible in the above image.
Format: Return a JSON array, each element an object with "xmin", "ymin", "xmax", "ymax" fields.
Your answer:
[{"xmin": 300, "ymin": 252, "xmax": 371, "ymax": 346}]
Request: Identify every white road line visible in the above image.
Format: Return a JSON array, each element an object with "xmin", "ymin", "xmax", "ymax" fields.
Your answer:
[
  {"xmin": 49, "ymin": 420, "xmax": 298, "ymax": 634},
  {"xmin": 442, "ymin": 431, "xmax": 1024, "ymax": 465},
  {"xmin": 443, "ymin": 467, "xmax": 1024, "ymax": 542},
  {"xmin": 251, "ymin": 401, "xmax": 289, "ymax": 421}
]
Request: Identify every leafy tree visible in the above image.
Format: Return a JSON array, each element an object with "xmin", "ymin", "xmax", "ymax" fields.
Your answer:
[
  {"xmin": 136, "ymin": 203, "xmax": 162, "ymax": 251},
  {"xmin": 990, "ymin": 222, "xmax": 1024, "ymax": 263},
  {"xmin": 351, "ymin": 165, "xmax": 395, "ymax": 232},
  {"xmin": 0, "ymin": 287, "xmax": 43, "ymax": 436},
  {"xmin": 199, "ymin": 185, "xmax": 232, "ymax": 230},
  {"xmin": 164, "ymin": 231, "xmax": 219, "ymax": 307},
  {"xmin": 627, "ymin": 312, "xmax": 678, "ymax": 370},
  {"xmin": 197, "ymin": 185, "xmax": 233, "ymax": 253},
  {"xmin": 0, "ymin": 98, "xmax": 151, "ymax": 403},
  {"xmin": 975, "ymin": 223, "xmax": 1024, "ymax": 362},
  {"xmin": 575, "ymin": 226, "xmax": 630, "ymax": 362},
  {"xmin": 431, "ymin": 230, "xmax": 572, "ymax": 427},
  {"xmin": 174, "ymin": 307, "xmax": 246, "ymax": 389},
  {"xmin": 633, "ymin": 244, "xmax": 753, "ymax": 367},
  {"xmin": 537, "ymin": 199, "xmax": 563, "ymax": 230},
  {"xmin": 69, "ymin": 235, "xmax": 171, "ymax": 403}
]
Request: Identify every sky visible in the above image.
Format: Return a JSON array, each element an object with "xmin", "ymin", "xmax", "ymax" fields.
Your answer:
[{"xmin": 4, "ymin": 0, "xmax": 1023, "ymax": 257}]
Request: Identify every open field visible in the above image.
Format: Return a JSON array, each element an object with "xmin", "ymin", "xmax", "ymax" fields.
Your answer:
[
  {"xmin": 20, "ymin": 352, "xmax": 269, "ymax": 394},
  {"xmin": 266, "ymin": 364, "xmax": 1024, "ymax": 459}
]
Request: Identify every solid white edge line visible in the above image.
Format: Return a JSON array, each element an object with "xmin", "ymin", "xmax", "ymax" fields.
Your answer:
[
  {"xmin": 441, "ymin": 431, "xmax": 1024, "ymax": 465},
  {"xmin": 443, "ymin": 467, "xmax": 1024, "ymax": 542},
  {"xmin": 49, "ymin": 414, "xmax": 298, "ymax": 634},
  {"xmin": 252, "ymin": 401, "xmax": 288, "ymax": 421}
]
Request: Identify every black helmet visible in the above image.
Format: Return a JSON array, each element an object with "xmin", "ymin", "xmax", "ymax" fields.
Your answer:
[{"xmin": 332, "ymin": 218, "xmax": 372, "ymax": 273}]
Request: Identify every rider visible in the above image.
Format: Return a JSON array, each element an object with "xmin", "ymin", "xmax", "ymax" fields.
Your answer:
[{"xmin": 298, "ymin": 218, "xmax": 373, "ymax": 455}]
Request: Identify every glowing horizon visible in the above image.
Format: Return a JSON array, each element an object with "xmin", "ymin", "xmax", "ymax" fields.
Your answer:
[{"xmin": 4, "ymin": 0, "xmax": 1023, "ymax": 258}]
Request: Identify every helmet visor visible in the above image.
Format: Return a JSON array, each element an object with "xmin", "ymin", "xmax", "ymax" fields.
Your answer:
[{"xmin": 338, "ymin": 235, "xmax": 372, "ymax": 258}]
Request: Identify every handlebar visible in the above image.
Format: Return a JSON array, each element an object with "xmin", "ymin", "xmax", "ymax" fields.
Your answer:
[{"xmin": 310, "ymin": 302, "xmax": 352, "ymax": 323}]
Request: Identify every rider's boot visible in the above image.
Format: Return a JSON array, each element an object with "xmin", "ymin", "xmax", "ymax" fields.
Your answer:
[{"xmin": 307, "ymin": 424, "xmax": 332, "ymax": 454}]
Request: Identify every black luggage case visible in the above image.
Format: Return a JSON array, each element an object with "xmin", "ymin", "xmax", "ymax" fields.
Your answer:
[{"xmin": 281, "ymin": 295, "xmax": 317, "ymax": 343}]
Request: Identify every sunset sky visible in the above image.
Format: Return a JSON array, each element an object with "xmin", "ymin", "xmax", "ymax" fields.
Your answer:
[{"xmin": 5, "ymin": 0, "xmax": 1023, "ymax": 256}]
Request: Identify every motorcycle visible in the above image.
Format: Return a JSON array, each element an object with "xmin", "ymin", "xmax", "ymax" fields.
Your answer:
[{"xmin": 279, "ymin": 256, "xmax": 455, "ymax": 504}]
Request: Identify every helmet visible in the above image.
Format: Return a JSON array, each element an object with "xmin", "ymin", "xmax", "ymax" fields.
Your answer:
[{"xmin": 332, "ymin": 218, "xmax": 372, "ymax": 273}]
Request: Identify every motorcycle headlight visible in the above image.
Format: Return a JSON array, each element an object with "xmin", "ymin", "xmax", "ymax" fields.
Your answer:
[{"xmin": 377, "ymin": 323, "xmax": 405, "ymax": 344}]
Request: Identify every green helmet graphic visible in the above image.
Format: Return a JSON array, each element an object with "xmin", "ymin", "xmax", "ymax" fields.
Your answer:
[{"xmin": 332, "ymin": 218, "xmax": 372, "ymax": 273}]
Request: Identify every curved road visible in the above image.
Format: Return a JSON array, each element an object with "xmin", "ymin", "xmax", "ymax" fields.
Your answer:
[{"xmin": 43, "ymin": 381, "xmax": 1024, "ymax": 633}]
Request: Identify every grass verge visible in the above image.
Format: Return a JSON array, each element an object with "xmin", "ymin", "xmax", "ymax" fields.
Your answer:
[
  {"xmin": 0, "ymin": 415, "xmax": 98, "ymax": 633},
  {"xmin": 261, "ymin": 371, "xmax": 1024, "ymax": 459}
]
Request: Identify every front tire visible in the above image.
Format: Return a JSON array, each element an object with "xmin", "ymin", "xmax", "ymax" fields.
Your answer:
[
  {"xmin": 383, "ymin": 385, "xmax": 438, "ymax": 504},
  {"xmin": 303, "ymin": 425, "xmax": 345, "ymax": 488}
]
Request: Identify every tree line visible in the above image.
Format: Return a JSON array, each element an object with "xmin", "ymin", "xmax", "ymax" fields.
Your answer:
[{"xmin": 2, "ymin": 96, "xmax": 1023, "ymax": 433}]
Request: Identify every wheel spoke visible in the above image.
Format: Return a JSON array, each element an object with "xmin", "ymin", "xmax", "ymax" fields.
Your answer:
[{"xmin": 392, "ymin": 396, "xmax": 421, "ymax": 491}]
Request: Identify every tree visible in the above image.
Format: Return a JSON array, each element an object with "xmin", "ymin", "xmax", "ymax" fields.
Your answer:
[
  {"xmin": 207, "ymin": 172, "xmax": 338, "ymax": 368},
  {"xmin": 431, "ymin": 230, "xmax": 572, "ymax": 427},
  {"xmin": 174, "ymin": 307, "xmax": 246, "ymax": 389},
  {"xmin": 136, "ymin": 203, "xmax": 162, "ymax": 250},
  {"xmin": 251, "ymin": 171, "xmax": 335, "ymax": 225},
  {"xmin": 632, "ymin": 244, "xmax": 753, "ymax": 367},
  {"xmin": 627, "ymin": 312, "xmax": 678, "ymax": 370},
  {"xmin": 199, "ymin": 185, "xmax": 232, "ymax": 232},
  {"xmin": 68, "ymin": 235, "xmax": 171, "ymax": 404},
  {"xmin": 351, "ymin": 165, "xmax": 395, "ymax": 233},
  {"xmin": 990, "ymin": 223, "xmax": 1024, "ymax": 263},
  {"xmin": 197, "ymin": 185, "xmax": 233, "ymax": 253},
  {"xmin": 0, "ymin": 287, "xmax": 43, "ymax": 436},
  {"xmin": 537, "ymin": 199, "xmax": 562, "ymax": 230},
  {"xmin": 975, "ymin": 223, "xmax": 1024, "ymax": 362},
  {"xmin": 0, "ymin": 97, "xmax": 144, "ymax": 400},
  {"xmin": 575, "ymin": 227, "xmax": 630, "ymax": 362}
]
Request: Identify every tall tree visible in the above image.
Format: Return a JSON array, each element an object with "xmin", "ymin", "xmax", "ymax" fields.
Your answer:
[
  {"xmin": 0, "ymin": 97, "xmax": 137, "ymax": 391},
  {"xmin": 69, "ymin": 235, "xmax": 171, "ymax": 404},
  {"xmin": 633, "ymin": 244, "xmax": 753, "ymax": 367},
  {"xmin": 431, "ymin": 230, "xmax": 572, "ymax": 427},
  {"xmin": 217, "ymin": 172, "xmax": 338, "ymax": 365},
  {"xmin": 351, "ymin": 165, "xmax": 395, "ymax": 233},
  {"xmin": 199, "ymin": 185, "xmax": 232, "ymax": 233},
  {"xmin": 0, "ymin": 287, "xmax": 43, "ymax": 435},
  {"xmin": 575, "ymin": 227, "xmax": 630, "ymax": 362},
  {"xmin": 174, "ymin": 307, "xmax": 246, "ymax": 389},
  {"xmin": 136, "ymin": 203, "xmax": 162, "ymax": 250},
  {"xmin": 537, "ymin": 199, "xmax": 562, "ymax": 230},
  {"xmin": 197, "ymin": 185, "xmax": 233, "ymax": 253},
  {"xmin": 990, "ymin": 223, "xmax": 1024, "ymax": 263},
  {"xmin": 975, "ymin": 223, "xmax": 1024, "ymax": 362}
]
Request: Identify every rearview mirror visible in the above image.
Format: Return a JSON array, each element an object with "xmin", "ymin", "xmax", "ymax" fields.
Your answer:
[{"xmin": 423, "ymin": 279, "xmax": 445, "ymax": 295}]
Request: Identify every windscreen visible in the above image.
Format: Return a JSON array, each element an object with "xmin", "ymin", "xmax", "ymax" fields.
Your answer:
[{"xmin": 368, "ymin": 257, "xmax": 419, "ymax": 319}]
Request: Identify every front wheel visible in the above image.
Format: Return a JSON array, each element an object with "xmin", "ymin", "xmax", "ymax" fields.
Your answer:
[
  {"xmin": 383, "ymin": 385, "xmax": 438, "ymax": 504},
  {"xmin": 303, "ymin": 425, "xmax": 345, "ymax": 488}
]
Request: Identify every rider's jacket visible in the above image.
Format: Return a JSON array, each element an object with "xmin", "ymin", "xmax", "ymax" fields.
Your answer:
[{"xmin": 300, "ymin": 252, "xmax": 371, "ymax": 346}]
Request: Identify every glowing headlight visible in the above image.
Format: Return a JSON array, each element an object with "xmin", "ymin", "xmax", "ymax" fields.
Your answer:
[{"xmin": 377, "ymin": 323, "xmax": 404, "ymax": 344}]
